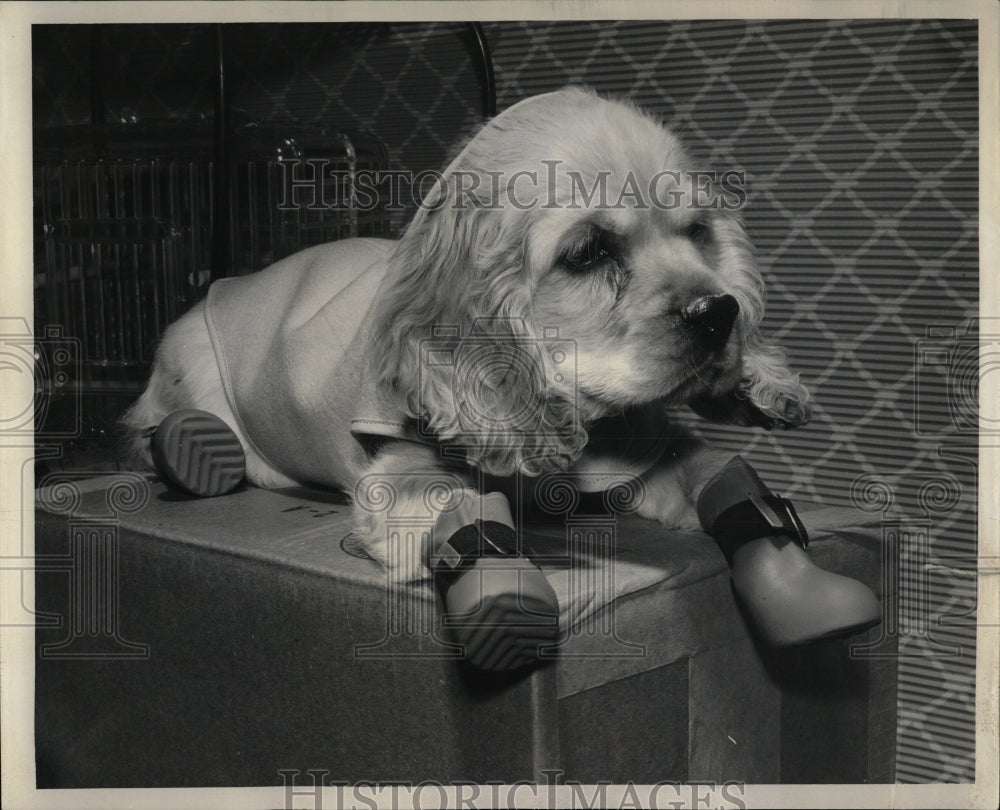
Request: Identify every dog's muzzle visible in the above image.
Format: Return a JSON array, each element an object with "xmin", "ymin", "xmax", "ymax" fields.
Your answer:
[{"xmin": 682, "ymin": 293, "xmax": 740, "ymax": 350}]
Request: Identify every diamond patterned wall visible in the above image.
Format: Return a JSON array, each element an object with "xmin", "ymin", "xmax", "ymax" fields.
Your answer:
[{"xmin": 224, "ymin": 22, "xmax": 483, "ymax": 230}]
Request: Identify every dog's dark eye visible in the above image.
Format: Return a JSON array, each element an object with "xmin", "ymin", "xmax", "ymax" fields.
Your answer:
[
  {"xmin": 562, "ymin": 228, "xmax": 617, "ymax": 272},
  {"xmin": 686, "ymin": 218, "xmax": 711, "ymax": 247}
]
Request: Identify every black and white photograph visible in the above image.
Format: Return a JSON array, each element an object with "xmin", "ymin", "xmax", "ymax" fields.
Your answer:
[{"xmin": 1, "ymin": 1, "xmax": 997, "ymax": 808}]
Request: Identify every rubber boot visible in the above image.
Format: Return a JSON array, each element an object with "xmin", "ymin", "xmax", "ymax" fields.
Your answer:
[
  {"xmin": 697, "ymin": 456, "xmax": 881, "ymax": 647},
  {"xmin": 431, "ymin": 492, "xmax": 560, "ymax": 671},
  {"xmin": 148, "ymin": 409, "xmax": 246, "ymax": 497}
]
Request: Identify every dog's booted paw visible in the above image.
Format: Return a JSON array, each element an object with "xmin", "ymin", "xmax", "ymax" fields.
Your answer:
[
  {"xmin": 149, "ymin": 409, "xmax": 246, "ymax": 497},
  {"xmin": 729, "ymin": 535, "xmax": 881, "ymax": 647},
  {"xmin": 441, "ymin": 556, "xmax": 560, "ymax": 672},
  {"xmin": 697, "ymin": 455, "xmax": 879, "ymax": 647}
]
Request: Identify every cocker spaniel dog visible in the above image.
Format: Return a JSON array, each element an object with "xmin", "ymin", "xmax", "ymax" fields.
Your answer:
[{"xmin": 126, "ymin": 88, "xmax": 879, "ymax": 670}]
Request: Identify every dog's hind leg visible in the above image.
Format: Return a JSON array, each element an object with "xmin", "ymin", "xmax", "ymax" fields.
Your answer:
[
  {"xmin": 120, "ymin": 304, "xmax": 216, "ymax": 470},
  {"xmin": 121, "ymin": 302, "xmax": 297, "ymax": 490}
]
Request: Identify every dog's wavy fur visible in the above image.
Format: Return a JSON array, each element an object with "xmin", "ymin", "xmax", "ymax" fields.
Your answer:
[{"xmin": 125, "ymin": 87, "xmax": 809, "ymax": 582}]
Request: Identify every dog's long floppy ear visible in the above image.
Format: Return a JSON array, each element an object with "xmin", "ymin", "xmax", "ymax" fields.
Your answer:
[
  {"xmin": 372, "ymin": 172, "xmax": 588, "ymax": 476},
  {"xmin": 689, "ymin": 212, "xmax": 811, "ymax": 430}
]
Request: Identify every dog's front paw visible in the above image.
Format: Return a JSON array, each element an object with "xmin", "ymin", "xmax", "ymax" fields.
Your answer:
[{"xmin": 353, "ymin": 516, "xmax": 434, "ymax": 584}]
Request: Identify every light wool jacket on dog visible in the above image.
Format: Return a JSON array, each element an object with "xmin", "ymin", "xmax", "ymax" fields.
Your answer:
[{"xmin": 204, "ymin": 238, "xmax": 674, "ymax": 492}]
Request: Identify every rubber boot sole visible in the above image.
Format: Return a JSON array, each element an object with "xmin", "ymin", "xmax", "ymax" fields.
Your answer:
[
  {"xmin": 442, "ymin": 557, "xmax": 560, "ymax": 671},
  {"xmin": 150, "ymin": 409, "xmax": 246, "ymax": 498}
]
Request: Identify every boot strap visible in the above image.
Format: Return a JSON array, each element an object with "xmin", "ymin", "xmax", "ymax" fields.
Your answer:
[
  {"xmin": 697, "ymin": 456, "xmax": 809, "ymax": 564},
  {"xmin": 431, "ymin": 520, "xmax": 526, "ymax": 594},
  {"xmin": 711, "ymin": 493, "xmax": 808, "ymax": 563}
]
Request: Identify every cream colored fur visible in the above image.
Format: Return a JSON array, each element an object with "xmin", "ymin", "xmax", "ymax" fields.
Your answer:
[{"xmin": 125, "ymin": 87, "xmax": 809, "ymax": 583}]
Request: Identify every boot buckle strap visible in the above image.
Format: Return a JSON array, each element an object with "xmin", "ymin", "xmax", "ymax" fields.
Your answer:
[{"xmin": 747, "ymin": 492, "xmax": 809, "ymax": 549}]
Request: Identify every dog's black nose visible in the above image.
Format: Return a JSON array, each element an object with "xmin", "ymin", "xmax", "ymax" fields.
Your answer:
[{"xmin": 682, "ymin": 294, "xmax": 740, "ymax": 349}]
